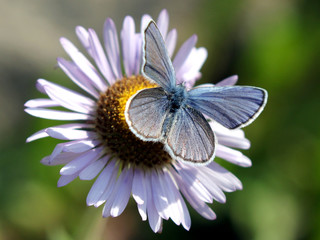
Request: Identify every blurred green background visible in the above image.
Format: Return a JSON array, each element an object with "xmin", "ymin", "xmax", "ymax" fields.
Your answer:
[{"xmin": 1, "ymin": 0, "xmax": 320, "ymax": 239}]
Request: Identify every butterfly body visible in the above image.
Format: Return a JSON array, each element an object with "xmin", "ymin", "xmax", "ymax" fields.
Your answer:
[{"xmin": 125, "ymin": 20, "xmax": 268, "ymax": 165}]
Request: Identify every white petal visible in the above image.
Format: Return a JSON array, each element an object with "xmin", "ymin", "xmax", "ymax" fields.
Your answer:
[
  {"xmin": 110, "ymin": 168, "xmax": 134, "ymax": 217},
  {"xmin": 24, "ymin": 99, "xmax": 59, "ymax": 108},
  {"xmin": 25, "ymin": 108, "xmax": 92, "ymax": 121},
  {"xmin": 216, "ymin": 144, "xmax": 252, "ymax": 167},
  {"xmin": 88, "ymin": 28, "xmax": 116, "ymax": 85},
  {"xmin": 121, "ymin": 16, "xmax": 136, "ymax": 76},
  {"xmin": 172, "ymin": 34, "xmax": 197, "ymax": 74},
  {"xmin": 60, "ymin": 147, "xmax": 103, "ymax": 175},
  {"xmin": 79, "ymin": 155, "xmax": 109, "ymax": 180},
  {"xmin": 103, "ymin": 18, "xmax": 122, "ymax": 80},
  {"xmin": 60, "ymin": 37, "xmax": 107, "ymax": 92},
  {"xmin": 46, "ymin": 128, "xmax": 95, "ymax": 140},
  {"xmin": 132, "ymin": 168, "xmax": 147, "ymax": 205},
  {"xmin": 57, "ymin": 58, "xmax": 99, "ymax": 99},
  {"xmin": 86, "ymin": 160, "xmax": 116, "ymax": 206}
]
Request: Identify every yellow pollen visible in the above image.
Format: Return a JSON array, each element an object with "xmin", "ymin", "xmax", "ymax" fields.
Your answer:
[{"xmin": 95, "ymin": 75, "xmax": 172, "ymax": 169}]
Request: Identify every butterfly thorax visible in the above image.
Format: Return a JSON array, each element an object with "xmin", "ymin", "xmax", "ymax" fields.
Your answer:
[{"xmin": 167, "ymin": 85, "xmax": 187, "ymax": 113}]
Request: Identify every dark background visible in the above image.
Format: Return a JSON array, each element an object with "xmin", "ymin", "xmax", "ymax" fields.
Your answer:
[{"xmin": 1, "ymin": 0, "xmax": 320, "ymax": 239}]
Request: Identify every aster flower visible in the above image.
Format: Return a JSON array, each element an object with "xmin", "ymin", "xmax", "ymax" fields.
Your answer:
[{"xmin": 25, "ymin": 9, "xmax": 252, "ymax": 232}]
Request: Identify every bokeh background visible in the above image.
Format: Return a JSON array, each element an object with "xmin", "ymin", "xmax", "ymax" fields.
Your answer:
[{"xmin": 1, "ymin": 0, "xmax": 320, "ymax": 239}]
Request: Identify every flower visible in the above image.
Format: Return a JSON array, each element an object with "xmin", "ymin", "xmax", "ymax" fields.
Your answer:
[{"xmin": 25, "ymin": 9, "xmax": 252, "ymax": 232}]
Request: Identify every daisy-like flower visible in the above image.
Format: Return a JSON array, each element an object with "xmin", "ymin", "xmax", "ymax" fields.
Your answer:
[{"xmin": 25, "ymin": 9, "xmax": 252, "ymax": 232}]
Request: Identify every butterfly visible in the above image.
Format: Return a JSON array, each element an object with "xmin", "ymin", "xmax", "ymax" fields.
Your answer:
[{"xmin": 125, "ymin": 20, "xmax": 268, "ymax": 165}]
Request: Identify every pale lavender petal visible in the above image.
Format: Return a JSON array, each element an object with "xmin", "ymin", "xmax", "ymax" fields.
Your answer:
[
  {"xmin": 60, "ymin": 37, "xmax": 107, "ymax": 92},
  {"xmin": 98, "ymin": 165, "xmax": 118, "ymax": 209},
  {"xmin": 86, "ymin": 160, "xmax": 116, "ymax": 206},
  {"xmin": 175, "ymin": 164, "xmax": 212, "ymax": 203},
  {"xmin": 178, "ymin": 47, "xmax": 208, "ymax": 86},
  {"xmin": 195, "ymin": 167, "xmax": 227, "ymax": 203},
  {"xmin": 162, "ymin": 168, "xmax": 184, "ymax": 226},
  {"xmin": 121, "ymin": 16, "xmax": 136, "ymax": 76},
  {"xmin": 156, "ymin": 9, "xmax": 169, "ymax": 38},
  {"xmin": 168, "ymin": 167, "xmax": 191, "ymax": 230},
  {"xmin": 133, "ymin": 33, "xmax": 142, "ymax": 75},
  {"xmin": 216, "ymin": 144, "xmax": 252, "ymax": 167},
  {"xmin": 103, "ymin": 18, "xmax": 122, "ymax": 80},
  {"xmin": 88, "ymin": 28, "xmax": 116, "ymax": 85},
  {"xmin": 210, "ymin": 121, "xmax": 246, "ymax": 138},
  {"xmin": 137, "ymin": 201, "xmax": 147, "ymax": 221},
  {"xmin": 140, "ymin": 14, "xmax": 152, "ymax": 33},
  {"xmin": 24, "ymin": 99, "xmax": 59, "ymax": 108},
  {"xmin": 75, "ymin": 26, "xmax": 93, "ymax": 57},
  {"xmin": 57, "ymin": 58, "xmax": 99, "ymax": 99},
  {"xmin": 46, "ymin": 128, "xmax": 96, "ymax": 140},
  {"xmin": 173, "ymin": 169, "xmax": 216, "ymax": 220},
  {"xmin": 165, "ymin": 28, "xmax": 177, "ymax": 58},
  {"xmin": 25, "ymin": 108, "xmax": 93, "ymax": 121},
  {"xmin": 172, "ymin": 34, "xmax": 197, "ymax": 74},
  {"xmin": 146, "ymin": 173, "xmax": 163, "ymax": 233},
  {"xmin": 132, "ymin": 168, "xmax": 147, "ymax": 205},
  {"xmin": 151, "ymin": 171, "xmax": 169, "ymax": 220},
  {"xmin": 215, "ymin": 75, "xmax": 238, "ymax": 86},
  {"xmin": 63, "ymin": 139, "xmax": 100, "ymax": 153},
  {"xmin": 216, "ymin": 134, "xmax": 251, "ymax": 150},
  {"xmin": 41, "ymin": 152, "xmax": 82, "ymax": 166},
  {"xmin": 57, "ymin": 173, "xmax": 78, "ymax": 187},
  {"xmin": 79, "ymin": 155, "xmax": 109, "ymax": 180},
  {"xmin": 26, "ymin": 123, "xmax": 94, "ymax": 142},
  {"xmin": 207, "ymin": 162, "xmax": 243, "ymax": 191},
  {"xmin": 38, "ymin": 79, "xmax": 95, "ymax": 114},
  {"xmin": 60, "ymin": 147, "xmax": 103, "ymax": 175},
  {"xmin": 110, "ymin": 168, "xmax": 134, "ymax": 217}
]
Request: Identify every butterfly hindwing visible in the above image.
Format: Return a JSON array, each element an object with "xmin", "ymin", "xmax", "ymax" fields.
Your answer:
[
  {"xmin": 125, "ymin": 87, "xmax": 170, "ymax": 141},
  {"xmin": 165, "ymin": 105, "xmax": 216, "ymax": 164},
  {"xmin": 187, "ymin": 86, "xmax": 267, "ymax": 129},
  {"xmin": 142, "ymin": 21, "xmax": 176, "ymax": 92}
]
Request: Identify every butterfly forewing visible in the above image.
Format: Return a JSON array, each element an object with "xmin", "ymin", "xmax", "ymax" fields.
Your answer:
[
  {"xmin": 187, "ymin": 86, "xmax": 267, "ymax": 129},
  {"xmin": 125, "ymin": 87, "xmax": 170, "ymax": 141},
  {"xmin": 142, "ymin": 21, "xmax": 176, "ymax": 91},
  {"xmin": 165, "ymin": 106, "xmax": 216, "ymax": 164}
]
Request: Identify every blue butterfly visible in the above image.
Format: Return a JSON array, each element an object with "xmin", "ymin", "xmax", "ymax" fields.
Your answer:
[{"xmin": 125, "ymin": 20, "xmax": 268, "ymax": 165}]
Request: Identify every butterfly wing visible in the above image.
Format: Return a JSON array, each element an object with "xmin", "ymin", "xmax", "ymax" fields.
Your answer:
[
  {"xmin": 142, "ymin": 20, "xmax": 176, "ymax": 92},
  {"xmin": 125, "ymin": 87, "xmax": 170, "ymax": 141},
  {"xmin": 165, "ymin": 105, "xmax": 216, "ymax": 165},
  {"xmin": 187, "ymin": 86, "xmax": 268, "ymax": 129}
]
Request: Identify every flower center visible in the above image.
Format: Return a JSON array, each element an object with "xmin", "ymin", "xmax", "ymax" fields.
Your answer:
[{"xmin": 95, "ymin": 75, "xmax": 172, "ymax": 169}]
